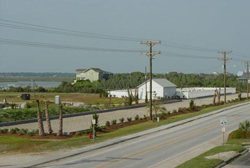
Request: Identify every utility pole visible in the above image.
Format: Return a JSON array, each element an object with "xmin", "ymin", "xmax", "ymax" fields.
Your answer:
[
  {"xmin": 218, "ymin": 51, "xmax": 232, "ymax": 104},
  {"xmin": 242, "ymin": 61, "xmax": 250, "ymax": 99},
  {"xmin": 145, "ymin": 67, "xmax": 148, "ymax": 103},
  {"xmin": 141, "ymin": 41, "xmax": 161, "ymax": 120}
]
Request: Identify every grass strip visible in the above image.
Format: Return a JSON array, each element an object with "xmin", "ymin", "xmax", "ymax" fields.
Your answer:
[
  {"xmin": 0, "ymin": 100, "xmax": 250, "ymax": 153},
  {"xmin": 176, "ymin": 139, "xmax": 250, "ymax": 168}
]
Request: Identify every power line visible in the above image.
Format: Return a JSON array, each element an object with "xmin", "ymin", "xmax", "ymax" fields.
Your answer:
[
  {"xmin": 1, "ymin": 19, "xmax": 249, "ymax": 57},
  {"xmin": 0, "ymin": 38, "xmax": 143, "ymax": 53},
  {"xmin": 0, "ymin": 19, "xmax": 153, "ymax": 42},
  {"xmin": 161, "ymin": 51, "xmax": 218, "ymax": 59}
]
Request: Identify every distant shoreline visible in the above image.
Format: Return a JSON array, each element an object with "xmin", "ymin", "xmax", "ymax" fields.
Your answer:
[{"xmin": 0, "ymin": 77, "xmax": 74, "ymax": 82}]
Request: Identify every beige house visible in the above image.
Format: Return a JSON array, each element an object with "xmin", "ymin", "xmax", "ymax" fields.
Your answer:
[{"xmin": 74, "ymin": 68, "xmax": 113, "ymax": 82}]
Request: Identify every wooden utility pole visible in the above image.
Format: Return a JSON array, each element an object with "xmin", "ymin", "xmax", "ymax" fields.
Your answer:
[
  {"xmin": 141, "ymin": 41, "xmax": 161, "ymax": 120},
  {"xmin": 218, "ymin": 51, "xmax": 232, "ymax": 104},
  {"xmin": 145, "ymin": 67, "xmax": 148, "ymax": 103},
  {"xmin": 242, "ymin": 61, "xmax": 250, "ymax": 99}
]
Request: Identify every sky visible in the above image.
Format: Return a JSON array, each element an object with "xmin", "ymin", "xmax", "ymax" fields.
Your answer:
[{"xmin": 0, "ymin": 0, "xmax": 249, "ymax": 74}]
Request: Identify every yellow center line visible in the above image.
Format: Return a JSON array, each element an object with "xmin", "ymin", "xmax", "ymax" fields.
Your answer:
[{"xmin": 95, "ymin": 113, "xmax": 245, "ymax": 168}]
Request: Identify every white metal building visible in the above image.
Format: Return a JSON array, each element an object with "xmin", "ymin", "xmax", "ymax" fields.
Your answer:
[
  {"xmin": 138, "ymin": 78, "xmax": 177, "ymax": 100},
  {"xmin": 176, "ymin": 87, "xmax": 236, "ymax": 99},
  {"xmin": 109, "ymin": 78, "xmax": 177, "ymax": 100}
]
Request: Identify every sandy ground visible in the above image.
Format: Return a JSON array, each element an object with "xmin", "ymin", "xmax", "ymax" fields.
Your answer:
[{"xmin": 1, "ymin": 93, "xmax": 246, "ymax": 133}]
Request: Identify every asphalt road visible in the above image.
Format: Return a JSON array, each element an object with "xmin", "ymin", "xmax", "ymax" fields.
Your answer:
[{"xmin": 36, "ymin": 104, "xmax": 250, "ymax": 168}]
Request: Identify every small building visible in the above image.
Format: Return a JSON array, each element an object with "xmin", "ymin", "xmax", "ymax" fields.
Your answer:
[
  {"xmin": 237, "ymin": 71, "xmax": 250, "ymax": 83},
  {"xmin": 109, "ymin": 78, "xmax": 177, "ymax": 100},
  {"xmin": 74, "ymin": 68, "xmax": 113, "ymax": 82},
  {"xmin": 176, "ymin": 87, "xmax": 236, "ymax": 99},
  {"xmin": 138, "ymin": 78, "xmax": 177, "ymax": 100}
]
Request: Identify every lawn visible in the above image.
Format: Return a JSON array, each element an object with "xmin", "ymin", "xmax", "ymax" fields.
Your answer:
[
  {"xmin": 176, "ymin": 139, "xmax": 250, "ymax": 168},
  {"xmin": 0, "ymin": 99, "xmax": 249, "ymax": 154},
  {"xmin": 0, "ymin": 92, "xmax": 125, "ymax": 104}
]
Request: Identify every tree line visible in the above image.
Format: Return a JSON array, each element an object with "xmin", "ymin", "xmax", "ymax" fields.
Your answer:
[{"xmin": 2, "ymin": 72, "xmax": 248, "ymax": 93}]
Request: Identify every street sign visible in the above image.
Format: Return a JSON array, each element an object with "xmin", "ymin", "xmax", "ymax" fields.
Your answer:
[
  {"xmin": 220, "ymin": 117, "xmax": 227, "ymax": 126},
  {"xmin": 222, "ymin": 126, "xmax": 225, "ymax": 132}
]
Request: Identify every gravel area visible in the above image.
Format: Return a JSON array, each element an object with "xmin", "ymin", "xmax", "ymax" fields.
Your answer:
[{"xmin": 0, "ymin": 93, "xmax": 246, "ymax": 133}]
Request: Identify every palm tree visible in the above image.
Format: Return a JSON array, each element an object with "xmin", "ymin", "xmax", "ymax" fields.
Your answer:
[
  {"xmin": 239, "ymin": 120, "xmax": 250, "ymax": 132},
  {"xmin": 36, "ymin": 100, "xmax": 45, "ymax": 136},
  {"xmin": 44, "ymin": 99, "xmax": 53, "ymax": 134},
  {"xmin": 57, "ymin": 105, "xmax": 63, "ymax": 136}
]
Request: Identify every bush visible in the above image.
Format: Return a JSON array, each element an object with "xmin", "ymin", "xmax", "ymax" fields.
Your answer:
[
  {"xmin": 0, "ymin": 128, "xmax": 8, "ymax": 134},
  {"xmin": 75, "ymin": 131, "xmax": 83, "ymax": 136},
  {"xmin": 18, "ymin": 128, "xmax": 28, "ymax": 135},
  {"xmin": 111, "ymin": 120, "xmax": 117, "ymax": 125},
  {"xmin": 119, "ymin": 118, "xmax": 125, "ymax": 123},
  {"xmin": 10, "ymin": 128, "xmax": 20, "ymax": 134},
  {"xmin": 90, "ymin": 112, "xmax": 100, "ymax": 131},
  {"xmin": 172, "ymin": 109, "xmax": 177, "ymax": 113},
  {"xmin": 228, "ymin": 129, "xmax": 249, "ymax": 139},
  {"xmin": 238, "ymin": 93, "xmax": 242, "ymax": 100},
  {"xmin": 143, "ymin": 115, "xmax": 147, "ymax": 120},
  {"xmin": 189, "ymin": 100, "xmax": 195, "ymax": 111},
  {"xmin": 105, "ymin": 121, "xmax": 110, "ymax": 127},
  {"xmin": 178, "ymin": 107, "xmax": 183, "ymax": 113},
  {"xmin": 134, "ymin": 115, "xmax": 139, "ymax": 121},
  {"xmin": 127, "ymin": 117, "xmax": 132, "ymax": 122},
  {"xmin": 27, "ymin": 130, "xmax": 35, "ymax": 137},
  {"xmin": 167, "ymin": 111, "xmax": 171, "ymax": 115}
]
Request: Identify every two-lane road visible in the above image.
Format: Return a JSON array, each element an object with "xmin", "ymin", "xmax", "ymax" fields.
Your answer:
[{"xmin": 37, "ymin": 103, "xmax": 250, "ymax": 168}]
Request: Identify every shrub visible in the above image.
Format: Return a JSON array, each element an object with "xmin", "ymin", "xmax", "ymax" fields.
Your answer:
[
  {"xmin": 167, "ymin": 111, "xmax": 171, "ymax": 115},
  {"xmin": 0, "ymin": 128, "xmax": 8, "ymax": 134},
  {"xmin": 27, "ymin": 130, "xmax": 35, "ymax": 137},
  {"xmin": 178, "ymin": 107, "xmax": 183, "ymax": 113},
  {"xmin": 189, "ymin": 100, "xmax": 195, "ymax": 111},
  {"xmin": 238, "ymin": 93, "xmax": 242, "ymax": 100},
  {"xmin": 75, "ymin": 131, "xmax": 83, "ymax": 136},
  {"xmin": 90, "ymin": 112, "xmax": 100, "ymax": 131},
  {"xmin": 172, "ymin": 109, "xmax": 177, "ymax": 113},
  {"xmin": 228, "ymin": 129, "xmax": 249, "ymax": 139},
  {"xmin": 111, "ymin": 120, "xmax": 117, "ymax": 125},
  {"xmin": 143, "ymin": 115, "xmax": 147, "ymax": 120},
  {"xmin": 119, "ymin": 118, "xmax": 125, "ymax": 123},
  {"xmin": 18, "ymin": 129, "xmax": 28, "ymax": 135},
  {"xmin": 127, "ymin": 117, "xmax": 132, "ymax": 122},
  {"xmin": 134, "ymin": 115, "xmax": 139, "ymax": 121},
  {"xmin": 10, "ymin": 128, "xmax": 20, "ymax": 134},
  {"xmin": 105, "ymin": 121, "xmax": 110, "ymax": 127}
]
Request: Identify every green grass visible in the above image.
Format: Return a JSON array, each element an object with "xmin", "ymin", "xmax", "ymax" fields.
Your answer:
[
  {"xmin": 0, "ymin": 99, "xmax": 249, "ymax": 154},
  {"xmin": 0, "ymin": 92, "xmax": 125, "ymax": 104},
  {"xmin": 176, "ymin": 139, "xmax": 250, "ymax": 168}
]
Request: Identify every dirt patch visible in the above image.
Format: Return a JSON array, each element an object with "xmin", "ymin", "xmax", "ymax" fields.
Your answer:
[{"xmin": 205, "ymin": 151, "xmax": 238, "ymax": 161}]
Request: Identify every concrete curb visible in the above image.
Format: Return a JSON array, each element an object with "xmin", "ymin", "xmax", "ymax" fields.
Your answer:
[
  {"xmin": 0, "ymin": 100, "xmax": 181, "ymax": 127},
  {"xmin": 16, "ymin": 102, "xmax": 250, "ymax": 168},
  {"xmin": 214, "ymin": 149, "xmax": 249, "ymax": 168}
]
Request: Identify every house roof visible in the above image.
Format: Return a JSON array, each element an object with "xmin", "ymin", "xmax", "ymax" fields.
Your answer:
[
  {"xmin": 238, "ymin": 71, "xmax": 249, "ymax": 80},
  {"xmin": 76, "ymin": 68, "xmax": 113, "ymax": 74},
  {"xmin": 138, "ymin": 78, "xmax": 176, "ymax": 88}
]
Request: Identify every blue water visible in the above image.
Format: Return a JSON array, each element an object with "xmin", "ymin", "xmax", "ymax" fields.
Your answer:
[{"xmin": 0, "ymin": 81, "xmax": 61, "ymax": 89}]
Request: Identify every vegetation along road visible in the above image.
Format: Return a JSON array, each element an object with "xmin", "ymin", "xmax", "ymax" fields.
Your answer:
[{"xmin": 33, "ymin": 102, "xmax": 250, "ymax": 168}]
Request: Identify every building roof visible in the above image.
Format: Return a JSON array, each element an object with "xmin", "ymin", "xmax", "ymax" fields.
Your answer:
[
  {"xmin": 138, "ymin": 78, "xmax": 176, "ymax": 88},
  {"xmin": 238, "ymin": 71, "xmax": 249, "ymax": 80},
  {"xmin": 76, "ymin": 68, "xmax": 113, "ymax": 74}
]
